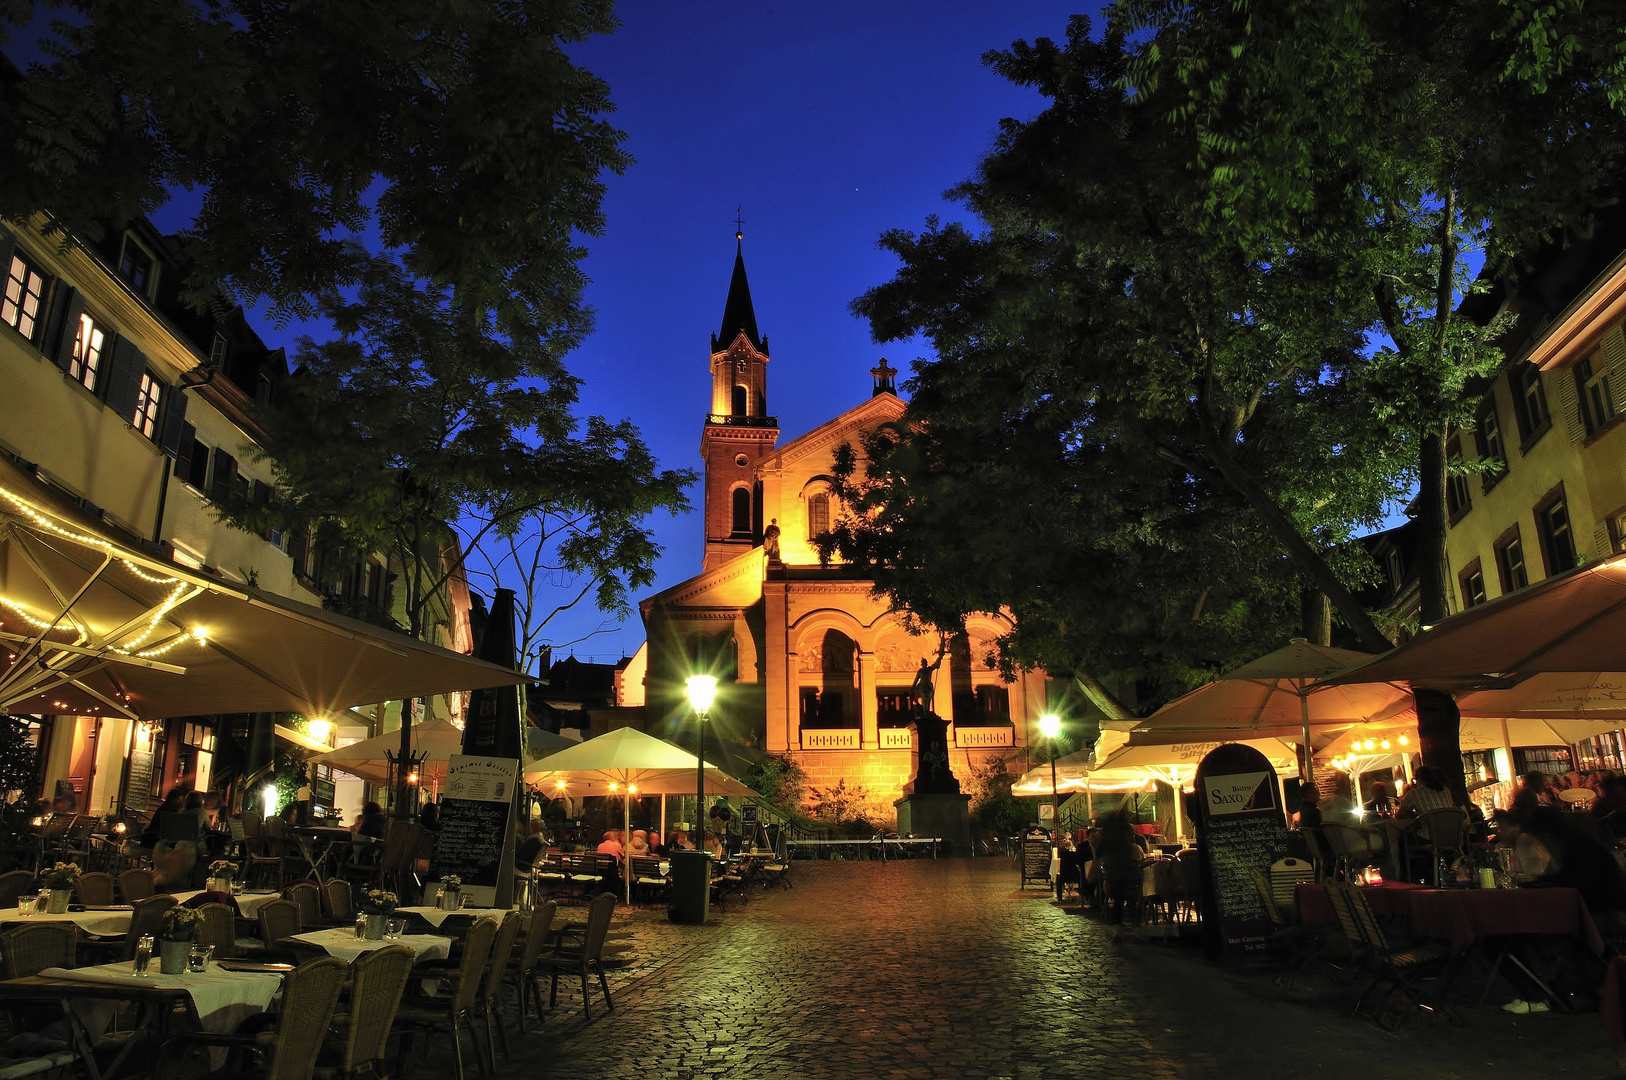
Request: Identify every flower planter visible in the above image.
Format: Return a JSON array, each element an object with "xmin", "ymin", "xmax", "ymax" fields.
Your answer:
[
  {"xmin": 46, "ymin": 890, "xmax": 70, "ymax": 914},
  {"xmin": 159, "ymin": 940, "xmax": 190, "ymax": 975},
  {"xmin": 207, "ymin": 878, "xmax": 231, "ymax": 895},
  {"xmin": 364, "ymin": 914, "xmax": 386, "ymax": 941}
]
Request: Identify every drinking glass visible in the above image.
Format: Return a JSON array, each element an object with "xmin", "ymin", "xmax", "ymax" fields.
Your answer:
[
  {"xmin": 18, "ymin": 893, "xmax": 38, "ymax": 917},
  {"xmin": 134, "ymin": 934, "xmax": 154, "ymax": 976},
  {"xmin": 385, "ymin": 918, "xmax": 402, "ymax": 940},
  {"xmin": 187, "ymin": 944, "xmax": 214, "ymax": 973},
  {"xmin": 354, "ymin": 914, "xmax": 368, "ymax": 940}
]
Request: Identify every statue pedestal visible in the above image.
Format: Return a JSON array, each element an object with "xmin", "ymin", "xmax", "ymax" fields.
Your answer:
[{"xmin": 894, "ymin": 793, "xmax": 972, "ymax": 856}]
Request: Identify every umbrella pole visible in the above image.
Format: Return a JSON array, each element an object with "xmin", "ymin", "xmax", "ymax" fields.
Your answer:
[
  {"xmin": 624, "ymin": 789, "xmax": 632, "ymax": 906},
  {"xmin": 1499, "ymin": 719, "xmax": 1515, "ymax": 810},
  {"xmin": 1299, "ymin": 691, "xmax": 1315, "ymax": 786},
  {"xmin": 660, "ymin": 795, "xmax": 666, "ymax": 845}
]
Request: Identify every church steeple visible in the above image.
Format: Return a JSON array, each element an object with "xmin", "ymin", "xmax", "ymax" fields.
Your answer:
[{"xmin": 712, "ymin": 241, "xmax": 766, "ymax": 354}]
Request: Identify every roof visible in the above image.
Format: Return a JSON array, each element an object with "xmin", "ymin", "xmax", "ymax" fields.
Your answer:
[{"xmin": 713, "ymin": 242, "xmax": 764, "ymax": 353}]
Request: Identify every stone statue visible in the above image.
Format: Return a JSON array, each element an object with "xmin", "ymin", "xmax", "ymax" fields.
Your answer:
[
  {"xmin": 763, "ymin": 518, "xmax": 781, "ymax": 562},
  {"xmin": 909, "ymin": 657, "xmax": 936, "ymax": 718}
]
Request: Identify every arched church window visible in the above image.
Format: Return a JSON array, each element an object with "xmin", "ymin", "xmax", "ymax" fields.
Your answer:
[
  {"xmin": 807, "ymin": 493, "xmax": 830, "ymax": 539},
  {"xmin": 731, "ymin": 487, "xmax": 751, "ymax": 535},
  {"xmin": 732, "ymin": 385, "xmax": 748, "ymax": 416}
]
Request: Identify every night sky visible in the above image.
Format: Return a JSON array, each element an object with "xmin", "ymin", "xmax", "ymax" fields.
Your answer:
[{"xmin": 547, "ymin": 1, "xmax": 1086, "ymax": 662}]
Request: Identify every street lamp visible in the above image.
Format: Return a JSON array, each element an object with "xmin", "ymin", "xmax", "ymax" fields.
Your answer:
[{"xmin": 686, "ymin": 676, "xmax": 717, "ymax": 842}]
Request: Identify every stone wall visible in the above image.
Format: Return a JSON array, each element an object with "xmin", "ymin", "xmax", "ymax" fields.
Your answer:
[{"xmin": 791, "ymin": 747, "xmax": 1022, "ymax": 829}]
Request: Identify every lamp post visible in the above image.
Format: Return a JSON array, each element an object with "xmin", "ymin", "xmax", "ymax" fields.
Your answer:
[
  {"xmin": 685, "ymin": 676, "xmax": 717, "ymax": 845},
  {"xmin": 1040, "ymin": 713, "xmax": 1062, "ymax": 899}
]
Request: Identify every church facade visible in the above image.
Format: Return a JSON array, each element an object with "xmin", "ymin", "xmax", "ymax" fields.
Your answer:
[{"xmin": 636, "ymin": 244, "xmax": 1051, "ymax": 823}]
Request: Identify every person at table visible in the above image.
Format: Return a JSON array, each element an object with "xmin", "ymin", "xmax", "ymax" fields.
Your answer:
[
  {"xmin": 1363, "ymin": 781, "xmax": 1396, "ymax": 819},
  {"xmin": 354, "ymin": 801, "xmax": 388, "ymax": 840},
  {"xmin": 666, "ymin": 829, "xmax": 694, "ymax": 851},
  {"xmin": 515, "ymin": 819, "xmax": 547, "ymax": 874},
  {"xmin": 418, "ymin": 802, "xmax": 441, "ymax": 833},
  {"xmin": 1395, "ymin": 765, "xmax": 1456, "ymax": 821},
  {"xmin": 647, "ymin": 831, "xmax": 667, "ymax": 858},
  {"xmin": 1294, "ymin": 785, "xmax": 1322, "ymax": 831},
  {"xmin": 627, "ymin": 829, "xmax": 652, "ymax": 858},
  {"xmin": 596, "ymin": 829, "xmax": 624, "ymax": 860},
  {"xmin": 138, "ymin": 788, "xmax": 186, "ymax": 848},
  {"xmin": 703, "ymin": 831, "xmax": 726, "ymax": 862},
  {"xmin": 1592, "ymin": 775, "xmax": 1626, "ymax": 829},
  {"xmin": 1511, "ymin": 771, "xmax": 1557, "ymax": 819}
]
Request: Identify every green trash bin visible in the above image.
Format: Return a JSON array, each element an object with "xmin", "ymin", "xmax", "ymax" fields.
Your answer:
[{"xmin": 669, "ymin": 848, "xmax": 712, "ymax": 924}]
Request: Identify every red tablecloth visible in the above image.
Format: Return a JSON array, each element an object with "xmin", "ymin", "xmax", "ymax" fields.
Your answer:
[
  {"xmin": 1604, "ymin": 956, "xmax": 1626, "ymax": 1049},
  {"xmin": 1296, "ymin": 881, "xmax": 1425, "ymax": 923},
  {"xmin": 1296, "ymin": 882, "xmax": 1605, "ymax": 955}
]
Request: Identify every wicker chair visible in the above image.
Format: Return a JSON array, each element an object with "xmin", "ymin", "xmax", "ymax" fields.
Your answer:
[
  {"xmin": 195, "ymin": 903, "xmax": 240, "ymax": 960},
  {"xmin": 0, "ymin": 870, "xmax": 35, "ymax": 910},
  {"xmin": 285, "ymin": 883, "xmax": 324, "ymax": 929},
  {"xmin": 75, "ymin": 872, "xmax": 115, "ymax": 906},
  {"xmin": 474, "ymin": 912, "xmax": 524, "ymax": 1066},
  {"xmin": 154, "ymin": 956, "xmax": 348, "ymax": 1080},
  {"xmin": 241, "ymin": 816, "xmax": 287, "ymax": 890},
  {"xmin": 117, "ymin": 868, "xmax": 156, "ymax": 902},
  {"xmin": 315, "ymin": 945, "xmax": 415, "ymax": 1080},
  {"xmin": 509, "ymin": 901, "xmax": 557, "ymax": 1031},
  {"xmin": 258, "ymin": 899, "xmax": 302, "ymax": 947},
  {"xmin": 79, "ymin": 894, "xmax": 177, "ymax": 965},
  {"xmin": 325, "ymin": 880, "xmax": 356, "ymax": 924},
  {"xmin": 536, "ymin": 891, "xmax": 617, "ymax": 1020},
  {"xmin": 0, "ymin": 924, "xmax": 77, "ymax": 978},
  {"xmin": 392, "ymin": 917, "xmax": 496, "ymax": 1080}
]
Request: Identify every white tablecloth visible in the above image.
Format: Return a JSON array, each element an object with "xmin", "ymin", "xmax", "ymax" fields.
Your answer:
[
  {"xmin": 1, "ymin": 909, "xmax": 133, "ymax": 935},
  {"xmin": 394, "ymin": 906, "xmax": 506, "ymax": 929},
  {"xmin": 39, "ymin": 962, "xmax": 282, "ymax": 1025},
  {"xmin": 288, "ymin": 928, "xmax": 451, "ymax": 963}
]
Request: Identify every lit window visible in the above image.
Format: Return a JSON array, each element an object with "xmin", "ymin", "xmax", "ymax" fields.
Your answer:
[
  {"xmin": 1, "ymin": 253, "xmax": 47, "ymax": 342},
  {"xmin": 131, "ymin": 372, "xmax": 162, "ymax": 439},
  {"xmin": 1575, "ymin": 356, "xmax": 1618, "ymax": 436},
  {"xmin": 68, "ymin": 313, "xmax": 105, "ymax": 391}
]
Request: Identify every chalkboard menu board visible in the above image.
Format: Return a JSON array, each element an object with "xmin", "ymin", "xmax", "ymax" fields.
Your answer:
[
  {"xmin": 123, "ymin": 749, "xmax": 154, "ymax": 814},
  {"xmin": 1020, "ymin": 837, "xmax": 1052, "ymax": 888},
  {"xmin": 1194, "ymin": 744, "xmax": 1289, "ymax": 958},
  {"xmin": 429, "ymin": 755, "xmax": 519, "ymax": 905}
]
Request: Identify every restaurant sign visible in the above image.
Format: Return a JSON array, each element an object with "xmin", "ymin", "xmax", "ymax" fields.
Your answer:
[
  {"xmin": 1194, "ymin": 744, "xmax": 1289, "ymax": 960},
  {"xmin": 430, "ymin": 754, "xmax": 519, "ymax": 908}
]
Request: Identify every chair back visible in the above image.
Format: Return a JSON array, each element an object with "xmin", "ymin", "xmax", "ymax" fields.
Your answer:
[
  {"xmin": 125, "ymin": 895, "xmax": 179, "ymax": 960},
  {"xmin": 450, "ymin": 917, "xmax": 498, "ymax": 1016},
  {"xmin": 284, "ymin": 883, "xmax": 323, "ymax": 928},
  {"xmin": 118, "ymin": 868, "xmax": 156, "ymax": 902},
  {"xmin": 1319, "ymin": 823, "xmax": 1378, "ymax": 864},
  {"xmin": 242, "ymin": 814, "xmax": 264, "ymax": 839},
  {"xmin": 479, "ymin": 911, "xmax": 524, "ymax": 1006},
  {"xmin": 630, "ymin": 856, "xmax": 663, "ymax": 882},
  {"xmin": 337, "ymin": 945, "xmax": 414, "ymax": 1075},
  {"xmin": 1177, "ymin": 849, "xmax": 1202, "ymax": 905},
  {"xmin": 0, "ymin": 870, "xmax": 36, "ymax": 909},
  {"xmin": 1415, "ymin": 807, "xmax": 1469, "ymax": 852},
  {"xmin": 263, "ymin": 956, "xmax": 349, "ymax": 1080},
  {"xmin": 76, "ymin": 872, "xmax": 115, "ymax": 906},
  {"xmin": 1268, "ymin": 857, "xmax": 1316, "ymax": 906},
  {"xmin": 1339, "ymin": 881, "xmax": 1395, "ymax": 955},
  {"xmin": 0, "ymin": 923, "xmax": 77, "ymax": 978},
  {"xmin": 41, "ymin": 813, "xmax": 75, "ymax": 839},
  {"xmin": 576, "ymin": 891, "xmax": 617, "ymax": 964},
  {"xmin": 1252, "ymin": 870, "xmax": 1288, "ymax": 931},
  {"xmin": 195, "ymin": 902, "xmax": 238, "ymax": 958},
  {"xmin": 325, "ymin": 879, "xmax": 355, "ymax": 922},
  {"xmin": 1322, "ymin": 883, "xmax": 1365, "ymax": 950},
  {"xmin": 515, "ymin": 901, "xmax": 558, "ymax": 974},
  {"xmin": 258, "ymin": 898, "xmax": 301, "ymax": 945}
]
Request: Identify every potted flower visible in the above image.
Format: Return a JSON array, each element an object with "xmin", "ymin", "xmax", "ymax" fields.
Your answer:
[
  {"xmin": 439, "ymin": 876, "xmax": 461, "ymax": 911},
  {"xmin": 157, "ymin": 906, "xmax": 200, "ymax": 974},
  {"xmin": 360, "ymin": 889, "xmax": 398, "ymax": 940},
  {"xmin": 43, "ymin": 862, "xmax": 79, "ymax": 914},
  {"xmin": 206, "ymin": 860, "xmax": 237, "ymax": 894}
]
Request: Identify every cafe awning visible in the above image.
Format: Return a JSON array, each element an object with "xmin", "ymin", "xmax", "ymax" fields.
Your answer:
[{"xmin": 0, "ymin": 461, "xmax": 526, "ymax": 721}]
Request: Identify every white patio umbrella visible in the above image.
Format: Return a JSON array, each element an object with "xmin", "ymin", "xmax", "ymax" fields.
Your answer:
[
  {"xmin": 312, "ymin": 718, "xmax": 576, "ymax": 793},
  {"xmin": 522, "ymin": 726, "xmax": 758, "ymax": 904}
]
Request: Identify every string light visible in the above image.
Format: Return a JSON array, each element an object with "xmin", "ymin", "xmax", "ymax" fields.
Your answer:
[{"xmin": 0, "ymin": 484, "xmax": 181, "ymax": 585}]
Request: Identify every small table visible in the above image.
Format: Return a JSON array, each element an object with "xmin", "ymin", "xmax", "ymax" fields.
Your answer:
[
  {"xmin": 287, "ymin": 927, "xmax": 451, "ymax": 963},
  {"xmin": 0, "ymin": 908, "xmax": 135, "ymax": 936},
  {"xmin": 395, "ymin": 906, "xmax": 507, "ymax": 929},
  {"xmin": 289, "ymin": 827, "xmax": 367, "ymax": 883}
]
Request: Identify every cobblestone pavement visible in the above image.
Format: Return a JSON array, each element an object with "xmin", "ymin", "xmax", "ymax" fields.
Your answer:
[{"xmin": 460, "ymin": 859, "xmax": 1621, "ymax": 1080}]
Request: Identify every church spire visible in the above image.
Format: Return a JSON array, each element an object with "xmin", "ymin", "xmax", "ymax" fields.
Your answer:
[{"xmin": 714, "ymin": 238, "xmax": 765, "ymax": 355}]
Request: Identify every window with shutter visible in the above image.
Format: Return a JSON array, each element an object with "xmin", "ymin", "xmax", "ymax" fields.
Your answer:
[
  {"xmin": 131, "ymin": 372, "xmax": 162, "ymax": 439},
  {"xmin": 1445, "ymin": 435, "xmax": 1471, "ymax": 521},
  {"xmin": 1509, "ymin": 366, "xmax": 1551, "ymax": 447},
  {"xmin": 1603, "ymin": 506, "xmax": 1626, "ymax": 557},
  {"xmin": 1473, "ymin": 396, "xmax": 1507, "ymax": 491},
  {"xmin": 1574, "ymin": 355, "xmax": 1618, "ymax": 436},
  {"xmin": 1494, "ymin": 526, "xmax": 1529, "ymax": 594},
  {"xmin": 67, "ymin": 313, "xmax": 105, "ymax": 391},
  {"xmin": 210, "ymin": 448, "xmax": 238, "ymax": 505},
  {"xmin": 1, "ymin": 251, "xmax": 49, "ymax": 343},
  {"xmin": 1534, "ymin": 485, "xmax": 1577, "ymax": 576},
  {"xmin": 1603, "ymin": 325, "xmax": 1626, "ymax": 416},
  {"xmin": 1458, "ymin": 559, "xmax": 1486, "ymax": 609}
]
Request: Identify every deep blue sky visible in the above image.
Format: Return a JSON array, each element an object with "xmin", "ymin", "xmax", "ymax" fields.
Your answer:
[{"xmin": 529, "ymin": 2, "xmax": 1087, "ymax": 661}]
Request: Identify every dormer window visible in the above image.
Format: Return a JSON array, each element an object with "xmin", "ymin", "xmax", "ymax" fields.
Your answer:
[
  {"xmin": 209, "ymin": 332, "xmax": 228, "ymax": 369},
  {"xmin": 117, "ymin": 235, "xmax": 157, "ymax": 298}
]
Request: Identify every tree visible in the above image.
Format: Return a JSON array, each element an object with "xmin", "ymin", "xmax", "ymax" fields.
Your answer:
[
  {"xmin": 228, "ymin": 263, "xmax": 692, "ymax": 816},
  {"xmin": 0, "ymin": 0, "xmax": 627, "ymax": 351},
  {"xmin": 832, "ymin": 20, "xmax": 1407, "ymax": 704}
]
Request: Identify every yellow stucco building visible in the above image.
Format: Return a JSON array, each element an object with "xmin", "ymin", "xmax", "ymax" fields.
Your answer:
[{"xmin": 637, "ymin": 245, "xmax": 1049, "ymax": 822}]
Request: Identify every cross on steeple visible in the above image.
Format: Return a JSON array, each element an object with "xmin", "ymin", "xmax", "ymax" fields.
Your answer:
[{"xmin": 734, "ymin": 206, "xmax": 744, "ymax": 241}]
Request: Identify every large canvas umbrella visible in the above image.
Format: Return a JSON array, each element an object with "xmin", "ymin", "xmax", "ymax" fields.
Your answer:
[
  {"xmin": 0, "ymin": 466, "xmax": 526, "ymax": 720},
  {"xmin": 310, "ymin": 719, "xmax": 576, "ymax": 790},
  {"xmin": 523, "ymin": 726, "xmax": 758, "ymax": 904},
  {"xmin": 1126, "ymin": 640, "xmax": 1415, "ymax": 782}
]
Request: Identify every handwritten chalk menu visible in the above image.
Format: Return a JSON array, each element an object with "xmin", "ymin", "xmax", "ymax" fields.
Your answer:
[
  {"xmin": 430, "ymin": 755, "xmax": 519, "ymax": 907},
  {"xmin": 123, "ymin": 749, "xmax": 154, "ymax": 814},
  {"xmin": 1194, "ymin": 744, "xmax": 1288, "ymax": 959},
  {"xmin": 1021, "ymin": 837, "xmax": 1052, "ymax": 888}
]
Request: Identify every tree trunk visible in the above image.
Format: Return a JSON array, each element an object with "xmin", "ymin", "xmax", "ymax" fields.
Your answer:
[
  {"xmin": 1205, "ymin": 443, "xmax": 1393, "ymax": 653},
  {"xmin": 1415, "ymin": 687, "xmax": 1467, "ymax": 807},
  {"xmin": 1073, "ymin": 672, "xmax": 1133, "ymax": 721},
  {"xmin": 1299, "ymin": 587, "xmax": 1331, "ymax": 647},
  {"xmin": 395, "ymin": 696, "xmax": 417, "ymax": 823},
  {"xmin": 1416, "ymin": 426, "xmax": 1450, "ymax": 626}
]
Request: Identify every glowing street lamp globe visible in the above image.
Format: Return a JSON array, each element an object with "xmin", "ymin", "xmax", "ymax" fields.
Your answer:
[
  {"xmin": 1039, "ymin": 713, "xmax": 1061, "ymax": 740},
  {"xmin": 686, "ymin": 675, "xmax": 718, "ymax": 716}
]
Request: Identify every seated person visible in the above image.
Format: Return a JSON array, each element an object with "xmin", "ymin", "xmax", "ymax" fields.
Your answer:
[
  {"xmin": 1363, "ymin": 781, "xmax": 1396, "ymax": 819},
  {"xmin": 354, "ymin": 801, "xmax": 388, "ymax": 840},
  {"xmin": 703, "ymin": 831, "xmax": 727, "ymax": 861},
  {"xmin": 515, "ymin": 820, "xmax": 547, "ymax": 872},
  {"xmin": 667, "ymin": 829, "xmax": 694, "ymax": 851},
  {"xmin": 627, "ymin": 829, "xmax": 652, "ymax": 858},
  {"xmin": 1396, "ymin": 765, "xmax": 1457, "ymax": 821},
  {"xmin": 1294, "ymin": 785, "xmax": 1322, "ymax": 831},
  {"xmin": 596, "ymin": 828, "xmax": 624, "ymax": 859},
  {"xmin": 1592, "ymin": 775, "xmax": 1626, "ymax": 828}
]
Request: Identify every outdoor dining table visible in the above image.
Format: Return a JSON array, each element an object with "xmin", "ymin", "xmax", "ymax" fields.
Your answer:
[
  {"xmin": 0, "ymin": 890, "xmax": 282, "ymax": 937},
  {"xmin": 288, "ymin": 826, "xmax": 372, "ymax": 883},
  {"xmin": 286, "ymin": 927, "xmax": 452, "ymax": 963},
  {"xmin": 1296, "ymin": 881, "xmax": 1606, "ymax": 954},
  {"xmin": 395, "ymin": 905, "xmax": 507, "ymax": 929},
  {"xmin": 0, "ymin": 961, "xmax": 284, "ymax": 1080}
]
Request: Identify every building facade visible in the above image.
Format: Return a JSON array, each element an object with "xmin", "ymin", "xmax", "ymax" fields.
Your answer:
[{"xmin": 638, "ymin": 245, "xmax": 1050, "ymax": 821}]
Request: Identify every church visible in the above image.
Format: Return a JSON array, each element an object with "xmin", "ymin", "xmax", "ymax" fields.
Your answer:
[{"xmin": 631, "ymin": 241, "xmax": 1052, "ymax": 823}]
